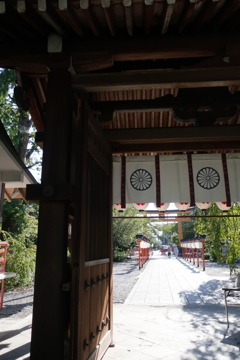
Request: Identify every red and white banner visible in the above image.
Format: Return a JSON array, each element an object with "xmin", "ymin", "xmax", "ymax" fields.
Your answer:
[{"xmin": 113, "ymin": 153, "xmax": 240, "ymax": 206}]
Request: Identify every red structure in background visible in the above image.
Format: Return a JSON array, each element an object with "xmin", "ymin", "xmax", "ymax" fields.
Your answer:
[
  {"xmin": 136, "ymin": 235, "xmax": 150, "ymax": 269},
  {"xmin": 181, "ymin": 237, "xmax": 206, "ymax": 271},
  {"xmin": 0, "ymin": 242, "xmax": 9, "ymax": 309},
  {"xmin": 160, "ymin": 248, "xmax": 167, "ymax": 255},
  {"xmin": 0, "ymin": 241, "xmax": 16, "ymax": 309}
]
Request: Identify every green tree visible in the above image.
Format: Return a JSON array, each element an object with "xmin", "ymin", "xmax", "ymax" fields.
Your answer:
[
  {"xmin": 0, "ymin": 69, "xmax": 39, "ymax": 288},
  {"xmin": 0, "ymin": 68, "xmax": 41, "ymax": 235},
  {"xmin": 182, "ymin": 219, "xmax": 195, "ymax": 239},
  {"xmin": 194, "ymin": 203, "xmax": 240, "ymax": 274},
  {"xmin": 0, "ymin": 68, "xmax": 41, "ymax": 170},
  {"xmin": 113, "ymin": 206, "xmax": 144, "ymax": 255},
  {"xmin": 112, "ymin": 206, "xmax": 162, "ymax": 260},
  {"xmin": 159, "ymin": 223, "xmax": 178, "ymax": 245},
  {"xmin": 195, "ymin": 204, "xmax": 225, "ymax": 262},
  {"xmin": 1, "ymin": 206, "xmax": 38, "ymax": 290}
]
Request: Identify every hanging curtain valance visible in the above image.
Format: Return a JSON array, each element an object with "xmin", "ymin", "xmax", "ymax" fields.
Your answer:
[{"xmin": 113, "ymin": 153, "xmax": 240, "ymax": 208}]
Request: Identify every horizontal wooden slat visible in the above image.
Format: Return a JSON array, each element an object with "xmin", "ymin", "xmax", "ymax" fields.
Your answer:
[
  {"xmin": 104, "ymin": 125, "xmax": 240, "ymax": 143},
  {"xmin": 72, "ymin": 67, "xmax": 240, "ymax": 92}
]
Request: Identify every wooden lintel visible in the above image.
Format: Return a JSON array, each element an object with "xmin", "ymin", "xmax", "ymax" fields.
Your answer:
[
  {"xmin": 71, "ymin": 33, "xmax": 240, "ymax": 61},
  {"xmin": 0, "ymin": 33, "xmax": 240, "ymax": 71},
  {"xmin": 161, "ymin": 217, "xmax": 191, "ymax": 222},
  {"xmin": 72, "ymin": 67, "xmax": 240, "ymax": 92},
  {"xmin": 110, "ymin": 141, "xmax": 240, "ymax": 154},
  {"xmin": 104, "ymin": 125, "xmax": 240, "ymax": 143}
]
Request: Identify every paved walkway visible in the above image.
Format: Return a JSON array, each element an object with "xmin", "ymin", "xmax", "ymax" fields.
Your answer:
[
  {"xmin": 1, "ymin": 251, "xmax": 240, "ymax": 359},
  {"xmin": 125, "ymin": 252, "xmax": 227, "ymax": 306},
  {"xmin": 104, "ymin": 252, "xmax": 240, "ymax": 360}
]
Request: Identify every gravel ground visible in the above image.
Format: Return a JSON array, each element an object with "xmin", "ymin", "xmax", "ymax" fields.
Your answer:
[
  {"xmin": 0, "ymin": 254, "xmax": 239, "ymax": 324},
  {"xmin": 113, "ymin": 255, "xmax": 146, "ymax": 303}
]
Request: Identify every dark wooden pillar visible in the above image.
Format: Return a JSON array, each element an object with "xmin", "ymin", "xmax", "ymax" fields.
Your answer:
[{"xmin": 30, "ymin": 70, "xmax": 72, "ymax": 360}]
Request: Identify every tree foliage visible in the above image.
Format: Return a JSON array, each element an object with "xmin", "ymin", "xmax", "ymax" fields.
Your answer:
[
  {"xmin": 1, "ymin": 220, "xmax": 37, "ymax": 291},
  {"xmin": 194, "ymin": 203, "xmax": 240, "ymax": 274},
  {"xmin": 0, "ymin": 69, "xmax": 39, "ymax": 289},
  {"xmin": 0, "ymin": 68, "xmax": 41, "ymax": 170},
  {"xmin": 112, "ymin": 205, "xmax": 162, "ymax": 260}
]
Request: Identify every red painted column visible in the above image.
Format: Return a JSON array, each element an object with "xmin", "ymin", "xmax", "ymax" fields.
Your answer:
[
  {"xmin": 196, "ymin": 248, "xmax": 199, "ymax": 267},
  {"xmin": 202, "ymin": 241, "xmax": 205, "ymax": 271}
]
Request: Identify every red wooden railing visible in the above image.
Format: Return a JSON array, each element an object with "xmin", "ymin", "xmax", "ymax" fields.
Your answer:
[{"xmin": 137, "ymin": 239, "xmax": 150, "ymax": 269}]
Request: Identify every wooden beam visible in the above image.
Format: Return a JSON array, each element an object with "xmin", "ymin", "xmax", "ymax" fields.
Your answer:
[
  {"xmin": 165, "ymin": 218, "xmax": 190, "ymax": 222},
  {"xmin": 110, "ymin": 141, "xmax": 240, "ymax": 154},
  {"xmin": 70, "ymin": 33, "xmax": 240, "ymax": 61},
  {"xmin": 178, "ymin": 0, "xmax": 196, "ymax": 33},
  {"xmin": 29, "ymin": 70, "xmax": 72, "ymax": 360},
  {"xmin": 1, "ymin": 33, "xmax": 240, "ymax": 70},
  {"xmin": 212, "ymin": 1, "xmax": 240, "ymax": 31},
  {"xmin": 144, "ymin": 0, "xmax": 153, "ymax": 34},
  {"xmin": 72, "ymin": 67, "xmax": 240, "ymax": 92},
  {"xmin": 123, "ymin": 0, "xmax": 133, "ymax": 36},
  {"xmin": 101, "ymin": 0, "xmax": 116, "ymax": 37},
  {"xmin": 59, "ymin": 8, "xmax": 84, "ymax": 38},
  {"xmin": 160, "ymin": 0, "xmax": 176, "ymax": 34},
  {"xmin": 104, "ymin": 125, "xmax": 240, "ymax": 143},
  {"xmin": 193, "ymin": 0, "xmax": 220, "ymax": 31},
  {"xmin": 80, "ymin": 0, "xmax": 100, "ymax": 37},
  {"xmin": 105, "ymin": 125, "xmax": 240, "ymax": 153}
]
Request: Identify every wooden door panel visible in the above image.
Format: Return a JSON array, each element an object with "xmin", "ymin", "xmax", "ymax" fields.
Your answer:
[
  {"xmin": 89, "ymin": 264, "xmax": 101, "ymax": 354},
  {"xmin": 71, "ymin": 100, "xmax": 112, "ymax": 360},
  {"xmin": 81, "ymin": 267, "xmax": 91, "ymax": 359},
  {"xmin": 101, "ymin": 262, "xmax": 110, "ymax": 338}
]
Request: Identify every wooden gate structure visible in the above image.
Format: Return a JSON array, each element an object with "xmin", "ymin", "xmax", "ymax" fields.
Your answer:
[{"xmin": 1, "ymin": 1, "xmax": 240, "ymax": 359}]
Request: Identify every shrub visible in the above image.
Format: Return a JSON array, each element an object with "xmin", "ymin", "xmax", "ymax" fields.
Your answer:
[
  {"xmin": 1, "ymin": 230, "xmax": 36, "ymax": 290},
  {"xmin": 113, "ymin": 249, "xmax": 127, "ymax": 262}
]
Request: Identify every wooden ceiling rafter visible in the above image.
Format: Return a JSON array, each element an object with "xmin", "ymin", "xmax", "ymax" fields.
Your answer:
[
  {"xmin": 10, "ymin": 1, "xmax": 51, "ymax": 37},
  {"xmin": 178, "ymin": 0, "xmax": 197, "ymax": 33},
  {"xmin": 123, "ymin": 0, "xmax": 133, "ymax": 36},
  {"xmin": 193, "ymin": 0, "xmax": 221, "ymax": 32},
  {"xmin": 80, "ymin": 0, "xmax": 101, "ymax": 37},
  {"xmin": 2, "ymin": 5, "xmax": 40, "ymax": 40},
  {"xmin": 160, "ymin": 0, "xmax": 175, "ymax": 34},
  {"xmin": 33, "ymin": 3, "xmax": 67, "ymax": 36},
  {"xmin": 101, "ymin": 0, "xmax": 116, "ymax": 37},
  {"xmin": 144, "ymin": 0, "xmax": 153, "ymax": 34},
  {"xmin": 212, "ymin": 0, "xmax": 240, "ymax": 32},
  {"xmin": 56, "ymin": 5, "xmax": 84, "ymax": 38}
]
